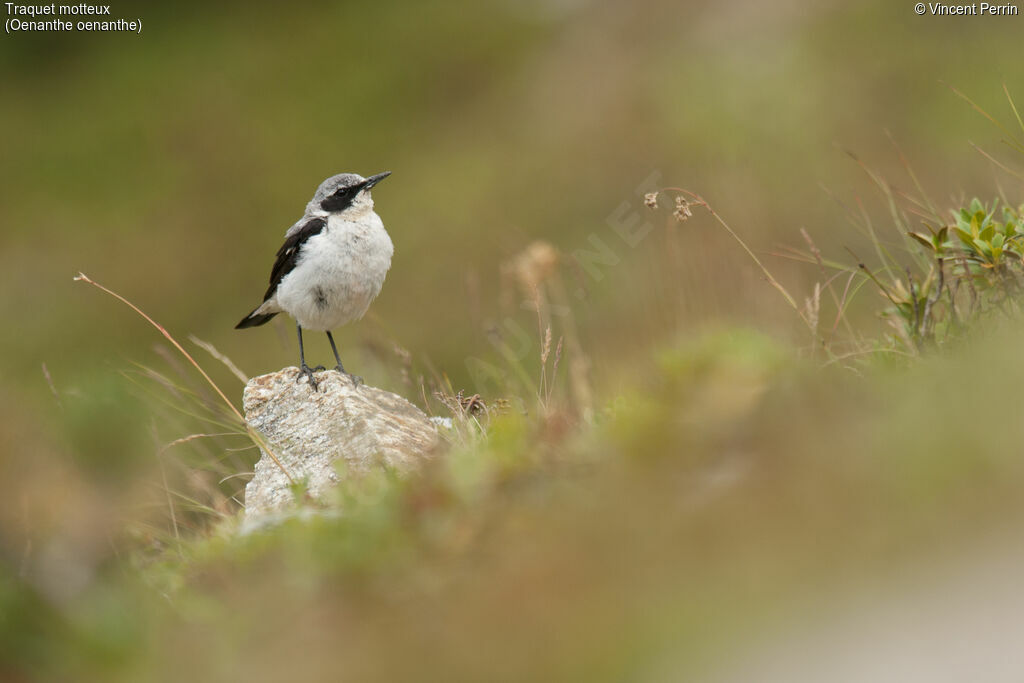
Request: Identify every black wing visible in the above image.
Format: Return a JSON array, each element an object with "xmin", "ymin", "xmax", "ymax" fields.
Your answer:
[{"xmin": 262, "ymin": 216, "xmax": 327, "ymax": 301}]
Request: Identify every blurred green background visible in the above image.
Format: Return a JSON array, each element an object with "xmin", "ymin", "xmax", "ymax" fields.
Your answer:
[
  {"xmin": 2, "ymin": 0, "xmax": 1024, "ymax": 680},
  {"xmin": 3, "ymin": 0, "xmax": 1021, "ymax": 474}
]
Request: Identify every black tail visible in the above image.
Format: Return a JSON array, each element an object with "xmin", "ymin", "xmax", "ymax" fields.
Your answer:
[{"xmin": 235, "ymin": 309, "xmax": 278, "ymax": 329}]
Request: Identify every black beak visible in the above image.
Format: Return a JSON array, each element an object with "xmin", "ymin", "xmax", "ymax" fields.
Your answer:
[{"xmin": 363, "ymin": 171, "xmax": 391, "ymax": 189}]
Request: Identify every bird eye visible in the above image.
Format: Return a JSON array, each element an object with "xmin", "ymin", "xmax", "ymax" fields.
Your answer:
[{"xmin": 320, "ymin": 186, "xmax": 358, "ymax": 211}]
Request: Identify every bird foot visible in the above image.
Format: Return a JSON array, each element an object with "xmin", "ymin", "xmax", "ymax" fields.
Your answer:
[
  {"xmin": 296, "ymin": 363, "xmax": 324, "ymax": 391},
  {"xmin": 334, "ymin": 365, "xmax": 362, "ymax": 388}
]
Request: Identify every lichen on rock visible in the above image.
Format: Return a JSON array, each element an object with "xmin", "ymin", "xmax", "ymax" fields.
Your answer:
[{"xmin": 242, "ymin": 367, "xmax": 441, "ymax": 522}]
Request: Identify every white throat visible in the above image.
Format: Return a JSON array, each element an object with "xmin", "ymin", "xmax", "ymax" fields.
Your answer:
[{"xmin": 338, "ymin": 191, "xmax": 375, "ymax": 220}]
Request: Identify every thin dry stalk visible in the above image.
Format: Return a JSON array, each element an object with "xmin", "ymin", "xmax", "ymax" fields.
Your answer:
[
  {"xmin": 800, "ymin": 228, "xmax": 858, "ymax": 348},
  {"xmin": 805, "ymin": 282, "xmax": 821, "ymax": 349},
  {"xmin": 539, "ymin": 324, "xmax": 553, "ymax": 406},
  {"xmin": 658, "ymin": 188, "xmax": 813, "ymax": 332},
  {"xmin": 74, "ymin": 272, "xmax": 294, "ymax": 484},
  {"xmin": 830, "ymin": 271, "xmax": 860, "ymax": 343},
  {"xmin": 41, "ymin": 362, "xmax": 62, "ymax": 410},
  {"xmin": 922, "ymin": 257, "xmax": 945, "ymax": 340},
  {"xmin": 944, "ymin": 82, "xmax": 1024, "ymax": 154},
  {"xmin": 153, "ymin": 426, "xmax": 182, "ymax": 554},
  {"xmin": 189, "ymin": 335, "xmax": 249, "ymax": 384},
  {"xmin": 547, "ymin": 272, "xmax": 593, "ymax": 421}
]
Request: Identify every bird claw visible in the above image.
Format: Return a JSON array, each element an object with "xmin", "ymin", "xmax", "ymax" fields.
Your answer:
[
  {"xmin": 335, "ymin": 365, "xmax": 362, "ymax": 388},
  {"xmin": 296, "ymin": 364, "xmax": 321, "ymax": 391}
]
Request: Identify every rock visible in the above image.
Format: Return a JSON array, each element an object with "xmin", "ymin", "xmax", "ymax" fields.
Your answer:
[{"xmin": 242, "ymin": 367, "xmax": 441, "ymax": 521}]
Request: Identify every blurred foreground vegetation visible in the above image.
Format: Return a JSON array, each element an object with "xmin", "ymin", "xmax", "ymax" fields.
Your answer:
[
  {"xmin": 6, "ymin": 315, "xmax": 1024, "ymax": 681},
  {"xmin": 3, "ymin": 0, "xmax": 1024, "ymax": 680}
]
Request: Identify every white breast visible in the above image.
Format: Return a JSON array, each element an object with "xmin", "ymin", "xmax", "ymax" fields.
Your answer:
[{"xmin": 275, "ymin": 212, "xmax": 393, "ymax": 331}]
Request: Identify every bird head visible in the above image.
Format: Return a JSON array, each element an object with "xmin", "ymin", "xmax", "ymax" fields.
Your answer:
[{"xmin": 309, "ymin": 171, "xmax": 391, "ymax": 216}]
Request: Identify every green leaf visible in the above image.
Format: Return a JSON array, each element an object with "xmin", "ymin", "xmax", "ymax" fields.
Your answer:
[
  {"xmin": 981, "ymin": 210, "xmax": 994, "ymax": 232},
  {"xmin": 908, "ymin": 232, "xmax": 935, "ymax": 250},
  {"xmin": 972, "ymin": 238, "xmax": 992, "ymax": 259}
]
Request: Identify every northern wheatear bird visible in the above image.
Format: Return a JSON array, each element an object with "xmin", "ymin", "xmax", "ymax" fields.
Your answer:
[{"xmin": 236, "ymin": 172, "xmax": 393, "ymax": 391}]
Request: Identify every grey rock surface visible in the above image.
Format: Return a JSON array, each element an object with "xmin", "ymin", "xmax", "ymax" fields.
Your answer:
[{"xmin": 243, "ymin": 367, "xmax": 440, "ymax": 520}]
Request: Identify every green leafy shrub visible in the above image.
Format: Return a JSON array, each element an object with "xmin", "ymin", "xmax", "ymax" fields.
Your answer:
[{"xmin": 885, "ymin": 199, "xmax": 1024, "ymax": 349}]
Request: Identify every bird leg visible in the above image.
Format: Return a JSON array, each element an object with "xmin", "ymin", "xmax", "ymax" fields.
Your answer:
[
  {"xmin": 296, "ymin": 324, "xmax": 324, "ymax": 390},
  {"xmin": 326, "ymin": 331, "xmax": 362, "ymax": 387}
]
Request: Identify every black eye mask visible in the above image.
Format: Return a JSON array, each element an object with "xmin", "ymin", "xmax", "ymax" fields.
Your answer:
[{"xmin": 320, "ymin": 185, "xmax": 362, "ymax": 212}]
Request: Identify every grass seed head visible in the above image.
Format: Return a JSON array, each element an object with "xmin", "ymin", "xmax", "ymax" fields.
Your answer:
[
  {"xmin": 510, "ymin": 241, "xmax": 560, "ymax": 295},
  {"xmin": 673, "ymin": 195, "xmax": 693, "ymax": 222}
]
